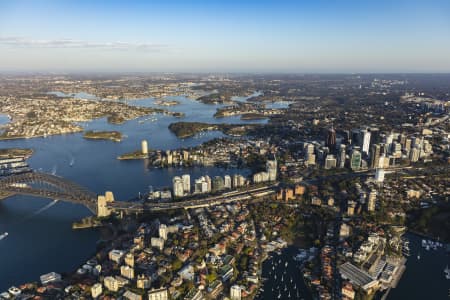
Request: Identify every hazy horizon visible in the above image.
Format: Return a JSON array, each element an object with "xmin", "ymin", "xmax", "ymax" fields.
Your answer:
[{"xmin": 1, "ymin": 0, "xmax": 450, "ymax": 73}]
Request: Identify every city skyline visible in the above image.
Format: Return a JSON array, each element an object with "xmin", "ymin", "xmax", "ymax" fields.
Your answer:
[{"xmin": 1, "ymin": 0, "xmax": 450, "ymax": 73}]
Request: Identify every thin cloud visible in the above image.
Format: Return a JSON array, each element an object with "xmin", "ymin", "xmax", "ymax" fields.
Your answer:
[{"xmin": 0, "ymin": 36, "xmax": 169, "ymax": 52}]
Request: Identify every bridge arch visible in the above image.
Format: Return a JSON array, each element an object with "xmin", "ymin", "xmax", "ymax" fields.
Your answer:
[{"xmin": 0, "ymin": 172, "xmax": 98, "ymax": 214}]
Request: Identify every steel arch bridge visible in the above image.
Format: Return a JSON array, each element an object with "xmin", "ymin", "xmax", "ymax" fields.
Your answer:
[{"xmin": 0, "ymin": 172, "xmax": 98, "ymax": 213}]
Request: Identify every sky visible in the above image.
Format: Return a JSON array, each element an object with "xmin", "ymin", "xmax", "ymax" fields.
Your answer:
[{"xmin": 0, "ymin": 0, "xmax": 450, "ymax": 73}]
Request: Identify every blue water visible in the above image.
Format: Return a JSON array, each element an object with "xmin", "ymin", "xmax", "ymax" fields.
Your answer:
[
  {"xmin": 0, "ymin": 114, "xmax": 9, "ymax": 126},
  {"xmin": 257, "ymin": 247, "xmax": 313, "ymax": 300},
  {"xmin": 0, "ymin": 95, "xmax": 266, "ymax": 289},
  {"xmin": 48, "ymin": 91, "xmax": 98, "ymax": 100},
  {"xmin": 388, "ymin": 233, "xmax": 450, "ymax": 300}
]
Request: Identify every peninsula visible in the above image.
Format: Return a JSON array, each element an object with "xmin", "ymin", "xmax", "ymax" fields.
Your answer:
[
  {"xmin": 0, "ymin": 148, "xmax": 33, "ymax": 159},
  {"xmin": 168, "ymin": 121, "xmax": 260, "ymax": 138}
]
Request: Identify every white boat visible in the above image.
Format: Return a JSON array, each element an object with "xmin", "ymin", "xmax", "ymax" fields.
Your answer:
[
  {"xmin": 285, "ymin": 261, "xmax": 288, "ymax": 267},
  {"xmin": 417, "ymin": 252, "xmax": 420, "ymax": 260},
  {"xmin": 0, "ymin": 232, "xmax": 8, "ymax": 240},
  {"xmin": 444, "ymin": 265, "xmax": 450, "ymax": 279}
]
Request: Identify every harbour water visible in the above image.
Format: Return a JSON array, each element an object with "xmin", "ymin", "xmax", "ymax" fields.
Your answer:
[
  {"xmin": 388, "ymin": 233, "xmax": 450, "ymax": 299},
  {"xmin": 257, "ymin": 246, "xmax": 313, "ymax": 300},
  {"xmin": 0, "ymin": 114, "xmax": 9, "ymax": 125},
  {"xmin": 0, "ymin": 96, "xmax": 447, "ymax": 299},
  {"xmin": 0, "ymin": 95, "xmax": 267, "ymax": 289}
]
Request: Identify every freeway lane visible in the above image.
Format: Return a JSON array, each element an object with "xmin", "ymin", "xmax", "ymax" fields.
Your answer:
[{"xmin": 108, "ymin": 183, "xmax": 279, "ymax": 212}]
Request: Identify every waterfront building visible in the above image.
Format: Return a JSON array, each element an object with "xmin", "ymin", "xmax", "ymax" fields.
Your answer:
[
  {"xmin": 148, "ymin": 288, "xmax": 169, "ymax": 300},
  {"xmin": 97, "ymin": 191, "xmax": 115, "ymax": 217},
  {"xmin": 194, "ymin": 177, "xmax": 209, "ymax": 194},
  {"xmin": 182, "ymin": 174, "xmax": 191, "ymax": 194},
  {"xmin": 173, "ymin": 176, "xmax": 184, "ymax": 197},
  {"xmin": 141, "ymin": 140, "xmax": 148, "ymax": 155},
  {"xmin": 205, "ymin": 175, "xmax": 212, "ymax": 192},
  {"xmin": 233, "ymin": 174, "xmax": 246, "ymax": 188},
  {"xmin": 91, "ymin": 283, "xmax": 102, "ymax": 298},
  {"xmin": 166, "ymin": 150, "xmax": 173, "ymax": 164},
  {"xmin": 109, "ymin": 249, "xmax": 125, "ymax": 263},
  {"xmin": 253, "ymin": 171, "xmax": 269, "ymax": 183},
  {"xmin": 224, "ymin": 175, "xmax": 232, "ymax": 189},
  {"xmin": 39, "ymin": 272, "xmax": 62, "ymax": 285},
  {"xmin": 213, "ymin": 176, "xmax": 225, "ymax": 191},
  {"xmin": 324, "ymin": 154, "xmax": 337, "ymax": 169}
]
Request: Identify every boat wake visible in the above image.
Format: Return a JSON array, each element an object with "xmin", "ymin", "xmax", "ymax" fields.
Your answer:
[{"xmin": 32, "ymin": 199, "xmax": 59, "ymax": 216}]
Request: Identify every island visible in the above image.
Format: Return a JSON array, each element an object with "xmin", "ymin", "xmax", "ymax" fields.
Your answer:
[
  {"xmin": 0, "ymin": 148, "xmax": 33, "ymax": 159},
  {"xmin": 196, "ymin": 92, "xmax": 234, "ymax": 104},
  {"xmin": 83, "ymin": 130, "xmax": 123, "ymax": 142},
  {"xmin": 168, "ymin": 121, "xmax": 261, "ymax": 138},
  {"xmin": 117, "ymin": 150, "xmax": 149, "ymax": 160},
  {"xmin": 154, "ymin": 99, "xmax": 180, "ymax": 106}
]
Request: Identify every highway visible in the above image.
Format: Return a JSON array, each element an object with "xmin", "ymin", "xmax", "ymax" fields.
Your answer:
[{"xmin": 108, "ymin": 183, "xmax": 279, "ymax": 212}]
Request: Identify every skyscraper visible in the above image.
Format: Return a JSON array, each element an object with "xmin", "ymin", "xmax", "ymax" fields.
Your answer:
[
  {"xmin": 339, "ymin": 144, "xmax": 346, "ymax": 168},
  {"xmin": 224, "ymin": 175, "xmax": 232, "ymax": 189},
  {"xmin": 173, "ymin": 176, "xmax": 184, "ymax": 197},
  {"xmin": 361, "ymin": 129, "xmax": 371, "ymax": 155},
  {"xmin": 350, "ymin": 149, "xmax": 362, "ymax": 170},
  {"xmin": 367, "ymin": 190, "xmax": 377, "ymax": 212},
  {"xmin": 375, "ymin": 168, "xmax": 385, "ymax": 182},
  {"xmin": 325, "ymin": 126, "xmax": 336, "ymax": 151},
  {"xmin": 182, "ymin": 174, "xmax": 191, "ymax": 194},
  {"xmin": 266, "ymin": 159, "xmax": 277, "ymax": 181},
  {"xmin": 141, "ymin": 140, "xmax": 148, "ymax": 155},
  {"xmin": 370, "ymin": 144, "xmax": 381, "ymax": 169},
  {"xmin": 213, "ymin": 176, "xmax": 224, "ymax": 191},
  {"xmin": 324, "ymin": 154, "xmax": 337, "ymax": 169}
]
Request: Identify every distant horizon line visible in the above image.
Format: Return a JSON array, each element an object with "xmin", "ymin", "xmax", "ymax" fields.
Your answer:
[{"xmin": 1, "ymin": 70, "xmax": 450, "ymax": 76}]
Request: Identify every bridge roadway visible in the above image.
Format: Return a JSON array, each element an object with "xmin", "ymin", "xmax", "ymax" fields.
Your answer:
[
  {"xmin": 108, "ymin": 184, "xmax": 279, "ymax": 212},
  {"xmin": 0, "ymin": 172, "xmax": 98, "ymax": 213}
]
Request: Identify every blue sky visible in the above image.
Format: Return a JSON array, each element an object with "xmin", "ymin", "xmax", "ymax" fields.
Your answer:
[{"xmin": 0, "ymin": 0, "xmax": 449, "ymax": 72}]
